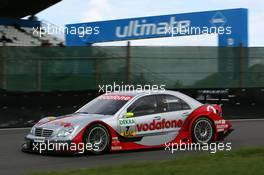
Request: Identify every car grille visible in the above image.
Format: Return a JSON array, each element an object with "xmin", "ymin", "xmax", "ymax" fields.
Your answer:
[{"xmin": 35, "ymin": 128, "xmax": 53, "ymax": 137}]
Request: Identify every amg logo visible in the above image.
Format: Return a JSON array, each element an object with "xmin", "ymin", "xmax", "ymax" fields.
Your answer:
[
  {"xmin": 115, "ymin": 17, "xmax": 190, "ymax": 38},
  {"xmin": 137, "ymin": 119, "xmax": 183, "ymax": 132}
]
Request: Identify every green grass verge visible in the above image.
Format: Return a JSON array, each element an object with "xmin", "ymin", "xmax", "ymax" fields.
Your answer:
[{"xmin": 30, "ymin": 148, "xmax": 264, "ymax": 175}]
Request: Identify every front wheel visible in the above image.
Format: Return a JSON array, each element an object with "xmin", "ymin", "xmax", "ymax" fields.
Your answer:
[
  {"xmin": 84, "ymin": 124, "xmax": 110, "ymax": 154},
  {"xmin": 192, "ymin": 117, "xmax": 214, "ymax": 144}
]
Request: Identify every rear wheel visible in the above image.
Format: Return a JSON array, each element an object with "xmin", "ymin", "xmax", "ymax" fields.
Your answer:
[
  {"xmin": 84, "ymin": 124, "xmax": 110, "ymax": 154},
  {"xmin": 192, "ymin": 117, "xmax": 214, "ymax": 143}
]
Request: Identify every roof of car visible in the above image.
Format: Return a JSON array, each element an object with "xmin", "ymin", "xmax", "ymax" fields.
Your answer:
[
  {"xmin": 104, "ymin": 90, "xmax": 179, "ymax": 97},
  {"xmin": 103, "ymin": 90, "xmax": 202, "ymax": 108}
]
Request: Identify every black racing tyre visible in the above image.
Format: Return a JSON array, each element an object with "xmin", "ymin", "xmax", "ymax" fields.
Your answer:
[
  {"xmin": 192, "ymin": 117, "xmax": 214, "ymax": 144},
  {"xmin": 83, "ymin": 124, "xmax": 110, "ymax": 155}
]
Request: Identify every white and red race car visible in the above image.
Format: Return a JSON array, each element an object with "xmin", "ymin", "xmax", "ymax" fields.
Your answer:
[{"xmin": 22, "ymin": 90, "xmax": 233, "ymax": 154}]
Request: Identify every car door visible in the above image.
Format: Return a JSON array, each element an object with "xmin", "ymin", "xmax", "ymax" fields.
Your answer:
[
  {"xmin": 118, "ymin": 95, "xmax": 165, "ymax": 138},
  {"xmin": 129, "ymin": 95, "xmax": 165, "ymax": 136},
  {"xmin": 156, "ymin": 94, "xmax": 192, "ymax": 134}
]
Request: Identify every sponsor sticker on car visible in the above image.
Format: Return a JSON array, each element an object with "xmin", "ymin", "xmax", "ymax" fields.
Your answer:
[
  {"xmin": 119, "ymin": 118, "xmax": 137, "ymax": 137},
  {"xmin": 119, "ymin": 118, "xmax": 135, "ymax": 126},
  {"xmin": 137, "ymin": 119, "xmax": 183, "ymax": 132},
  {"xmin": 215, "ymin": 120, "xmax": 228, "ymax": 132},
  {"xmin": 99, "ymin": 95, "xmax": 132, "ymax": 101},
  {"xmin": 33, "ymin": 137, "xmax": 45, "ymax": 143}
]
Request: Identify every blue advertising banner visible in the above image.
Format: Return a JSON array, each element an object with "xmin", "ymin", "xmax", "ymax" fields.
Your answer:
[{"xmin": 65, "ymin": 8, "xmax": 248, "ymax": 47}]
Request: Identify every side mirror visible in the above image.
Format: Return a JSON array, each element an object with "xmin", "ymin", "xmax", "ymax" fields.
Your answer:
[{"xmin": 125, "ymin": 112, "xmax": 134, "ymax": 118}]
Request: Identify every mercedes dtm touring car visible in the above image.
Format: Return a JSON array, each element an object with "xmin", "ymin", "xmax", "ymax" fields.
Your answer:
[{"xmin": 22, "ymin": 90, "xmax": 233, "ymax": 154}]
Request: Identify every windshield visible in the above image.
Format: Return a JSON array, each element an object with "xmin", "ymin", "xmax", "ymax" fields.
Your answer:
[{"xmin": 76, "ymin": 95, "xmax": 132, "ymax": 115}]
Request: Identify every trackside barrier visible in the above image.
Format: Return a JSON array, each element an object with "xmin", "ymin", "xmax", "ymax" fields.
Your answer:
[{"xmin": 0, "ymin": 88, "xmax": 263, "ymax": 128}]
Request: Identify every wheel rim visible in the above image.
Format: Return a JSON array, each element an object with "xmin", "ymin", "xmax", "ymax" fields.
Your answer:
[
  {"xmin": 87, "ymin": 127, "xmax": 108, "ymax": 152},
  {"xmin": 193, "ymin": 119, "xmax": 213, "ymax": 143}
]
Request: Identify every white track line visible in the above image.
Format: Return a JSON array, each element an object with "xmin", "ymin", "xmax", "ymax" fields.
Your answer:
[
  {"xmin": 228, "ymin": 118, "xmax": 264, "ymax": 122},
  {"xmin": 0, "ymin": 118, "xmax": 264, "ymax": 131},
  {"xmin": 0, "ymin": 127, "xmax": 30, "ymax": 131}
]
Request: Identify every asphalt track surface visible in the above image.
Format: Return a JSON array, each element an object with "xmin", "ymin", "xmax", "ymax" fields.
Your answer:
[{"xmin": 0, "ymin": 120, "xmax": 264, "ymax": 175}]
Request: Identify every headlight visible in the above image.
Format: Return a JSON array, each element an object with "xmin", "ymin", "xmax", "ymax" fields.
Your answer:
[
  {"xmin": 57, "ymin": 126, "xmax": 74, "ymax": 137},
  {"xmin": 30, "ymin": 127, "xmax": 35, "ymax": 135}
]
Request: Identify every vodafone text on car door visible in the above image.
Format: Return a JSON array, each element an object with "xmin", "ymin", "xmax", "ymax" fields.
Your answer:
[{"xmin": 156, "ymin": 94, "xmax": 192, "ymax": 135}]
